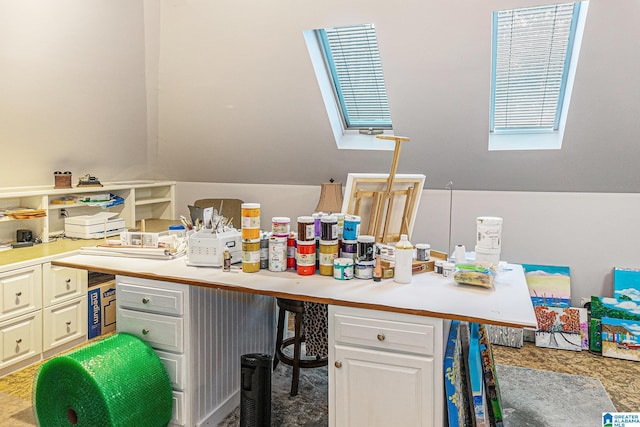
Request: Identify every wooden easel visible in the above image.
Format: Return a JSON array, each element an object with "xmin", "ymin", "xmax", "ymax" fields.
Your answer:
[{"xmin": 366, "ymin": 135, "xmax": 410, "ymax": 243}]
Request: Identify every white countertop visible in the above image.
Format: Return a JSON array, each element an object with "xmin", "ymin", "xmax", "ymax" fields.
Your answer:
[{"xmin": 53, "ymin": 253, "xmax": 537, "ymax": 328}]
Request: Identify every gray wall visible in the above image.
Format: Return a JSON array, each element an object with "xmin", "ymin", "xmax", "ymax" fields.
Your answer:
[{"xmin": 154, "ymin": 0, "xmax": 640, "ymax": 192}]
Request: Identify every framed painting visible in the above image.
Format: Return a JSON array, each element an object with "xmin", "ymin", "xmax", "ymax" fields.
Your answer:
[{"xmin": 341, "ymin": 173, "xmax": 425, "ymax": 243}]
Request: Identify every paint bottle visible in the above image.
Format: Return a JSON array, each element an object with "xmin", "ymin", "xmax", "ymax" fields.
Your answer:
[
  {"xmin": 272, "ymin": 217, "xmax": 290, "ymax": 237},
  {"xmin": 394, "ymin": 234, "xmax": 413, "ymax": 284},
  {"xmin": 297, "ymin": 216, "xmax": 315, "ymax": 242},
  {"xmin": 259, "ymin": 232, "xmax": 270, "ymax": 269},
  {"xmin": 321, "ymin": 215, "xmax": 338, "ymax": 241},
  {"xmin": 343, "ymin": 215, "xmax": 361, "ymax": 241},
  {"xmin": 416, "ymin": 243, "xmax": 431, "ymax": 261},
  {"xmin": 319, "ymin": 240, "xmax": 339, "ymax": 276},
  {"xmin": 357, "ymin": 235, "xmax": 375, "ymax": 262},
  {"xmin": 312, "ymin": 212, "xmax": 323, "ymax": 238},
  {"xmin": 340, "ymin": 240, "xmax": 358, "ymax": 262},
  {"xmin": 296, "ymin": 240, "xmax": 316, "ymax": 276},
  {"xmin": 287, "ymin": 232, "xmax": 297, "ymax": 269},
  {"xmin": 242, "ymin": 239, "xmax": 261, "ymax": 273},
  {"xmin": 333, "ymin": 258, "xmax": 354, "ymax": 280},
  {"xmin": 241, "ymin": 203, "xmax": 261, "ymax": 240},
  {"xmin": 223, "ymin": 247, "xmax": 231, "ymax": 272},
  {"xmin": 269, "ymin": 235, "xmax": 287, "ymax": 272}
]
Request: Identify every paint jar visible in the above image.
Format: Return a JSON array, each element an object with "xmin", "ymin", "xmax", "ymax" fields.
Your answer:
[
  {"xmin": 287, "ymin": 232, "xmax": 297, "ymax": 269},
  {"xmin": 475, "ymin": 245, "xmax": 501, "ymax": 267},
  {"xmin": 272, "ymin": 217, "xmax": 290, "ymax": 237},
  {"xmin": 259, "ymin": 232, "xmax": 270, "ymax": 269},
  {"xmin": 442, "ymin": 261, "xmax": 456, "ymax": 278},
  {"xmin": 340, "ymin": 240, "xmax": 358, "ymax": 262},
  {"xmin": 312, "ymin": 212, "xmax": 323, "ymax": 238},
  {"xmin": 319, "ymin": 240, "xmax": 339, "ymax": 276},
  {"xmin": 357, "ymin": 235, "xmax": 375, "ymax": 262},
  {"xmin": 336, "ymin": 214, "xmax": 345, "ymax": 240},
  {"xmin": 297, "ymin": 216, "xmax": 315, "ymax": 242},
  {"xmin": 242, "ymin": 239, "xmax": 261, "ymax": 273},
  {"xmin": 321, "ymin": 215, "xmax": 338, "ymax": 241},
  {"xmin": 476, "ymin": 216, "xmax": 503, "ymax": 250},
  {"xmin": 241, "ymin": 203, "xmax": 261, "ymax": 240},
  {"xmin": 269, "ymin": 235, "xmax": 288, "ymax": 272},
  {"xmin": 355, "ymin": 260, "xmax": 375, "ymax": 280},
  {"xmin": 435, "ymin": 259, "xmax": 444, "ymax": 274},
  {"xmin": 296, "ymin": 240, "xmax": 316, "ymax": 276},
  {"xmin": 343, "ymin": 215, "xmax": 361, "ymax": 241},
  {"xmin": 416, "ymin": 243, "xmax": 431, "ymax": 261},
  {"xmin": 168, "ymin": 224, "xmax": 186, "ymax": 239},
  {"xmin": 333, "ymin": 258, "xmax": 354, "ymax": 280}
]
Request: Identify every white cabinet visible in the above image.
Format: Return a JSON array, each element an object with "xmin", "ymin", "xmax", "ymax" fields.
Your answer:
[
  {"xmin": 0, "ymin": 310, "xmax": 42, "ymax": 371},
  {"xmin": 0, "ymin": 265, "xmax": 42, "ymax": 323},
  {"xmin": 329, "ymin": 305, "xmax": 445, "ymax": 427},
  {"xmin": 0, "ymin": 180, "xmax": 175, "ymax": 243},
  {"xmin": 116, "ymin": 275, "xmax": 275, "ymax": 427},
  {"xmin": 41, "ymin": 263, "xmax": 88, "ymax": 357}
]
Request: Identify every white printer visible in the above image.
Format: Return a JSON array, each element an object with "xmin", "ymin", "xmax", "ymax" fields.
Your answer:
[
  {"xmin": 187, "ymin": 229, "xmax": 242, "ymax": 267},
  {"xmin": 64, "ymin": 212, "xmax": 126, "ymax": 239}
]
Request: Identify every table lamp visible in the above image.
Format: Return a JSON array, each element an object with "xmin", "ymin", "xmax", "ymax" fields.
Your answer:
[{"xmin": 315, "ymin": 179, "xmax": 343, "ymax": 214}]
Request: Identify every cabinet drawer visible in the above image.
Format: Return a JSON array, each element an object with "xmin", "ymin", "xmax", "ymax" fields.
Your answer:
[
  {"xmin": 170, "ymin": 390, "xmax": 186, "ymax": 426},
  {"xmin": 0, "ymin": 310, "xmax": 42, "ymax": 369},
  {"xmin": 42, "ymin": 264, "xmax": 88, "ymax": 307},
  {"xmin": 117, "ymin": 282, "xmax": 184, "ymax": 316},
  {"xmin": 0, "ymin": 265, "xmax": 42, "ymax": 322},
  {"xmin": 333, "ymin": 312, "xmax": 435, "ymax": 355},
  {"xmin": 155, "ymin": 349, "xmax": 186, "ymax": 391},
  {"xmin": 42, "ymin": 297, "xmax": 87, "ymax": 351},
  {"xmin": 117, "ymin": 308, "xmax": 184, "ymax": 353}
]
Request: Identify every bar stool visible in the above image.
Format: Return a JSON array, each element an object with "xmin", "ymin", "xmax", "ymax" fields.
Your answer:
[{"xmin": 273, "ymin": 298, "xmax": 328, "ymax": 396}]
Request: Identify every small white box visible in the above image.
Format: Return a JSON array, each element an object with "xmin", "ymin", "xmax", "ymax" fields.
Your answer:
[
  {"xmin": 188, "ymin": 229, "xmax": 242, "ymax": 267},
  {"xmin": 65, "ymin": 212, "xmax": 126, "ymax": 239}
]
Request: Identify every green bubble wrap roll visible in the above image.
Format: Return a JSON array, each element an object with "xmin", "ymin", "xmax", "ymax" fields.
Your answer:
[{"xmin": 33, "ymin": 333, "xmax": 172, "ymax": 427}]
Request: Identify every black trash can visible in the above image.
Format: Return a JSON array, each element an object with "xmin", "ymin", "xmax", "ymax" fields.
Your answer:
[{"xmin": 240, "ymin": 353, "xmax": 272, "ymax": 427}]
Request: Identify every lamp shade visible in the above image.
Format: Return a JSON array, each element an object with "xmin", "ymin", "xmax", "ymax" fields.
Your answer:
[{"xmin": 315, "ymin": 181, "xmax": 343, "ymax": 213}]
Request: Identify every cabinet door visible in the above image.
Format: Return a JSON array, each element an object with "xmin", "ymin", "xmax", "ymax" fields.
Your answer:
[
  {"xmin": 331, "ymin": 344, "xmax": 435, "ymax": 427},
  {"xmin": 0, "ymin": 265, "xmax": 42, "ymax": 322},
  {"xmin": 42, "ymin": 297, "xmax": 87, "ymax": 351},
  {"xmin": 116, "ymin": 308, "xmax": 184, "ymax": 353},
  {"xmin": 42, "ymin": 263, "xmax": 88, "ymax": 307},
  {"xmin": 0, "ymin": 311, "xmax": 42, "ymax": 369}
]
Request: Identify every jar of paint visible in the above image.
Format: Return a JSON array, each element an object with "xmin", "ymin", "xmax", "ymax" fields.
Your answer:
[
  {"xmin": 242, "ymin": 239, "xmax": 261, "ymax": 273},
  {"xmin": 319, "ymin": 240, "xmax": 339, "ymax": 276},
  {"xmin": 357, "ymin": 235, "xmax": 375, "ymax": 262},
  {"xmin": 297, "ymin": 216, "xmax": 315, "ymax": 242},
  {"xmin": 321, "ymin": 215, "xmax": 338, "ymax": 241},
  {"xmin": 343, "ymin": 215, "xmax": 361, "ymax": 241},
  {"xmin": 287, "ymin": 232, "xmax": 297, "ymax": 269},
  {"xmin": 241, "ymin": 203, "xmax": 261, "ymax": 240},
  {"xmin": 259, "ymin": 232, "xmax": 270, "ymax": 269},
  {"xmin": 340, "ymin": 239, "xmax": 357, "ymax": 262},
  {"xmin": 268, "ymin": 235, "xmax": 287, "ymax": 272},
  {"xmin": 355, "ymin": 260, "xmax": 375, "ymax": 279},
  {"xmin": 416, "ymin": 243, "xmax": 431, "ymax": 261},
  {"xmin": 333, "ymin": 258, "xmax": 354, "ymax": 280},
  {"xmin": 296, "ymin": 240, "xmax": 316, "ymax": 276},
  {"xmin": 272, "ymin": 217, "xmax": 290, "ymax": 237}
]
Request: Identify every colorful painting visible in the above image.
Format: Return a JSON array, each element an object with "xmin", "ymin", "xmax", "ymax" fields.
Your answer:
[
  {"xmin": 534, "ymin": 306, "xmax": 585, "ymax": 351},
  {"xmin": 522, "ymin": 264, "xmax": 571, "ymax": 307},
  {"xmin": 444, "ymin": 320, "xmax": 472, "ymax": 427},
  {"xmin": 593, "ymin": 293, "xmax": 640, "ymax": 361},
  {"xmin": 486, "ymin": 325, "xmax": 523, "ymax": 348},
  {"xmin": 478, "ymin": 324, "xmax": 504, "ymax": 427},
  {"xmin": 613, "ymin": 268, "xmax": 640, "ymax": 302}
]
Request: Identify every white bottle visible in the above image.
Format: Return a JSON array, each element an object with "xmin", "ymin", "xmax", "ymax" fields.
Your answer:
[{"xmin": 394, "ymin": 234, "xmax": 413, "ymax": 284}]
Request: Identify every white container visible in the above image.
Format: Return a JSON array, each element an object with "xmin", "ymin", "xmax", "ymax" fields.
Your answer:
[
  {"xmin": 442, "ymin": 262, "xmax": 455, "ymax": 278},
  {"xmin": 476, "ymin": 216, "xmax": 503, "ymax": 250},
  {"xmin": 394, "ymin": 234, "xmax": 413, "ymax": 284},
  {"xmin": 453, "ymin": 244, "xmax": 466, "ymax": 263},
  {"xmin": 475, "ymin": 245, "xmax": 501, "ymax": 267},
  {"xmin": 416, "ymin": 243, "xmax": 431, "ymax": 261}
]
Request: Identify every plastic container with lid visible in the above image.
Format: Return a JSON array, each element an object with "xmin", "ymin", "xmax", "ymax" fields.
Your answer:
[
  {"xmin": 394, "ymin": 234, "xmax": 413, "ymax": 284},
  {"xmin": 168, "ymin": 224, "xmax": 186, "ymax": 238}
]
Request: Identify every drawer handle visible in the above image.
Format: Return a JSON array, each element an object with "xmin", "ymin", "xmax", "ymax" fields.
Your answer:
[
  {"xmin": 16, "ymin": 338, "xmax": 22, "ymax": 344},
  {"xmin": 377, "ymin": 333, "xmax": 385, "ymax": 341},
  {"xmin": 142, "ymin": 328, "xmax": 150, "ymax": 335},
  {"xmin": 65, "ymin": 278, "xmax": 71, "ymax": 283},
  {"xmin": 334, "ymin": 361, "xmax": 342, "ymax": 369},
  {"xmin": 66, "ymin": 321, "xmax": 72, "ymax": 326},
  {"xmin": 142, "ymin": 297, "xmax": 150, "ymax": 304},
  {"xmin": 65, "ymin": 278, "xmax": 71, "ymax": 287},
  {"xmin": 15, "ymin": 291, "xmax": 22, "ymax": 297}
]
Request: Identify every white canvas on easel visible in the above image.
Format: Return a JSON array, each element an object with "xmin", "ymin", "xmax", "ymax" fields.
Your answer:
[{"xmin": 341, "ymin": 173, "xmax": 425, "ymax": 243}]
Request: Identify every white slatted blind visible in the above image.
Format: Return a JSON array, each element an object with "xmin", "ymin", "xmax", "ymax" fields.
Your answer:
[
  {"xmin": 492, "ymin": 2, "xmax": 580, "ymax": 132},
  {"xmin": 320, "ymin": 24, "xmax": 392, "ymax": 129}
]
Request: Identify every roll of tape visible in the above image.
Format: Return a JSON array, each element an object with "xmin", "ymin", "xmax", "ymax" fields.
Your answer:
[{"xmin": 33, "ymin": 333, "xmax": 173, "ymax": 427}]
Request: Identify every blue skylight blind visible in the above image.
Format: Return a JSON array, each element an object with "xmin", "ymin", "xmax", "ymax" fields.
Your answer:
[
  {"xmin": 319, "ymin": 24, "xmax": 392, "ymax": 129},
  {"xmin": 491, "ymin": 2, "xmax": 581, "ymax": 132}
]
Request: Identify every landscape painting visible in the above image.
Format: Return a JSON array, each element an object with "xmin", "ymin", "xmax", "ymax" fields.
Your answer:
[
  {"xmin": 593, "ymin": 294, "xmax": 640, "ymax": 361},
  {"xmin": 534, "ymin": 306, "xmax": 584, "ymax": 351},
  {"xmin": 613, "ymin": 268, "xmax": 640, "ymax": 302},
  {"xmin": 522, "ymin": 264, "xmax": 571, "ymax": 308}
]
